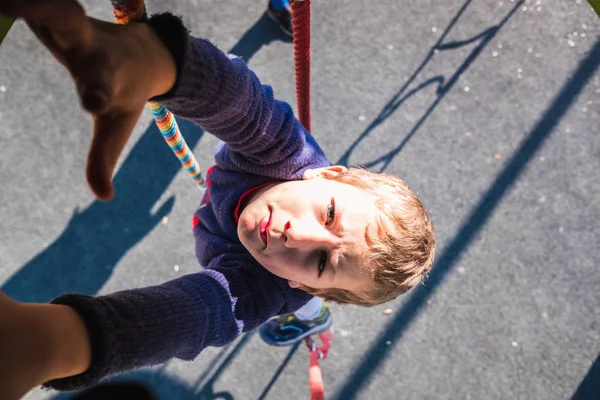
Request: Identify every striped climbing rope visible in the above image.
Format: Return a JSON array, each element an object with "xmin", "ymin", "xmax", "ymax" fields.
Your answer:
[
  {"xmin": 149, "ymin": 103, "xmax": 203, "ymax": 181},
  {"xmin": 110, "ymin": 0, "xmax": 206, "ymax": 187}
]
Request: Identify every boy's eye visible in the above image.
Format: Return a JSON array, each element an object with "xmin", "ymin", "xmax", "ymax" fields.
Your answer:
[
  {"xmin": 325, "ymin": 199, "xmax": 335, "ymax": 227},
  {"xmin": 318, "ymin": 250, "xmax": 328, "ymax": 277}
]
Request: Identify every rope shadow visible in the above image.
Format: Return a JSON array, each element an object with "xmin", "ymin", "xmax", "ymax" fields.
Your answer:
[
  {"xmin": 334, "ymin": 40, "xmax": 600, "ymax": 399},
  {"xmin": 257, "ymin": 342, "xmax": 302, "ymax": 400},
  {"xmin": 192, "ymin": 332, "xmax": 255, "ymax": 400},
  {"xmin": 337, "ymin": 0, "xmax": 523, "ymax": 171}
]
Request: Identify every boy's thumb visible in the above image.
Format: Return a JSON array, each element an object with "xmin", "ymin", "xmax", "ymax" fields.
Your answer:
[{"xmin": 86, "ymin": 110, "xmax": 141, "ymax": 201}]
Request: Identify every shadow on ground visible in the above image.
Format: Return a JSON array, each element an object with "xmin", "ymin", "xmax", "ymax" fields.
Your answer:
[
  {"xmin": 571, "ymin": 353, "xmax": 600, "ymax": 400},
  {"xmin": 2, "ymin": 117, "xmax": 199, "ymax": 302}
]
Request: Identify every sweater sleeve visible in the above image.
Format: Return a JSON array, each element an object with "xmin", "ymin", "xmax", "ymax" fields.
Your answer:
[
  {"xmin": 44, "ymin": 255, "xmax": 311, "ymax": 391},
  {"xmin": 148, "ymin": 14, "xmax": 329, "ymax": 178}
]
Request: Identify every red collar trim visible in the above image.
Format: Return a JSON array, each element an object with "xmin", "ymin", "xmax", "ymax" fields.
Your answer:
[{"xmin": 234, "ymin": 182, "xmax": 278, "ymax": 224}]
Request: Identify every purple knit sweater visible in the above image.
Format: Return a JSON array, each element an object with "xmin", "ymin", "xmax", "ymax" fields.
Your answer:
[{"xmin": 46, "ymin": 15, "xmax": 329, "ymax": 390}]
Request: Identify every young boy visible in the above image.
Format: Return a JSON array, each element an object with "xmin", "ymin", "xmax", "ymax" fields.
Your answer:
[{"xmin": 0, "ymin": 0, "xmax": 435, "ymax": 398}]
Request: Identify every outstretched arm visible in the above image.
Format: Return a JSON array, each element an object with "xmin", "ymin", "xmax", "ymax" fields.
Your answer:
[
  {"xmin": 0, "ymin": 256, "xmax": 310, "ymax": 396},
  {"xmin": 154, "ymin": 31, "xmax": 326, "ymax": 178}
]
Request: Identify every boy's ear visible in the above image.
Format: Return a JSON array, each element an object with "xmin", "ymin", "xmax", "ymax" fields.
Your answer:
[{"xmin": 302, "ymin": 165, "xmax": 347, "ymax": 180}]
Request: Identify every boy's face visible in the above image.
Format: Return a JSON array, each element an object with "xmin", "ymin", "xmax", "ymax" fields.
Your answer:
[{"xmin": 237, "ymin": 166, "xmax": 379, "ymax": 292}]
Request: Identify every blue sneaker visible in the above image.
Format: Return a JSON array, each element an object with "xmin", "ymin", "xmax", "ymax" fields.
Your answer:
[{"xmin": 259, "ymin": 303, "xmax": 333, "ymax": 346}]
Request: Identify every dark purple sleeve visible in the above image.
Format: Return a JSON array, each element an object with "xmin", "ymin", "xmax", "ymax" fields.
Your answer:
[
  {"xmin": 149, "ymin": 14, "xmax": 329, "ymax": 178},
  {"xmin": 44, "ymin": 255, "xmax": 310, "ymax": 391}
]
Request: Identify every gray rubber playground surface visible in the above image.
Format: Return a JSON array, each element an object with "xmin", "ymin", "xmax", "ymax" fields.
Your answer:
[{"xmin": 1, "ymin": 0, "xmax": 599, "ymax": 399}]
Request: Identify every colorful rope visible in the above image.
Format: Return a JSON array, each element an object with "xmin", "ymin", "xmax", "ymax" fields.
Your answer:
[
  {"xmin": 149, "ymin": 102, "xmax": 203, "ymax": 182},
  {"xmin": 110, "ymin": 0, "xmax": 206, "ymax": 187}
]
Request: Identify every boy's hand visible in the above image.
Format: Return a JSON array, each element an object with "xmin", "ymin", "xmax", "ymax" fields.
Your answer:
[{"xmin": 0, "ymin": 0, "xmax": 176, "ymax": 201}]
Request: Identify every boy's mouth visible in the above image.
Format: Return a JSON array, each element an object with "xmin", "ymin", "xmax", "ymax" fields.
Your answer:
[{"xmin": 259, "ymin": 211, "xmax": 271, "ymax": 248}]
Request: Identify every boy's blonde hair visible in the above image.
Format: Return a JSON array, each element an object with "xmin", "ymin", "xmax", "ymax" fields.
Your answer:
[{"xmin": 303, "ymin": 167, "xmax": 435, "ymax": 306}]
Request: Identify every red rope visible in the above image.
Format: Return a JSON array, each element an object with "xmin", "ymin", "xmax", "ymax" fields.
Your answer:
[
  {"xmin": 305, "ymin": 328, "xmax": 333, "ymax": 400},
  {"xmin": 291, "ymin": 0, "xmax": 312, "ymax": 134}
]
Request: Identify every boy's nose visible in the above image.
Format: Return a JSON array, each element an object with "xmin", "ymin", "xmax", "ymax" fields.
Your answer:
[{"xmin": 283, "ymin": 219, "xmax": 335, "ymax": 249}]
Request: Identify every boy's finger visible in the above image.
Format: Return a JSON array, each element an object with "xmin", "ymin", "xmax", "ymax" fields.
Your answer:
[
  {"xmin": 0, "ymin": 0, "xmax": 91, "ymax": 49},
  {"xmin": 86, "ymin": 109, "xmax": 142, "ymax": 201}
]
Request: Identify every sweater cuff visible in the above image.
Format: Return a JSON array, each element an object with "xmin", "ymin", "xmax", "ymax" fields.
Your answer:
[
  {"xmin": 145, "ymin": 13, "xmax": 190, "ymax": 101},
  {"xmin": 43, "ymin": 294, "xmax": 115, "ymax": 391}
]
